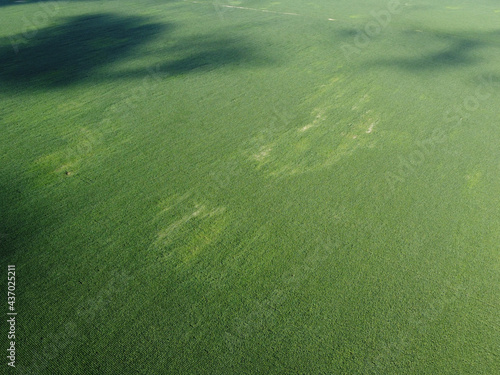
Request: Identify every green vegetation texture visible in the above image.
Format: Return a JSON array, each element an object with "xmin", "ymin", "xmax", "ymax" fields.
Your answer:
[{"xmin": 0, "ymin": 0, "xmax": 499, "ymax": 374}]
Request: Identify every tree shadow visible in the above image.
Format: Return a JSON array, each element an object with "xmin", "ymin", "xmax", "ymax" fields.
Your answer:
[
  {"xmin": 0, "ymin": 13, "xmax": 169, "ymax": 89},
  {"xmin": 365, "ymin": 29, "xmax": 500, "ymax": 72},
  {"xmin": 106, "ymin": 34, "xmax": 276, "ymax": 80},
  {"xmin": 0, "ymin": 12, "xmax": 277, "ymax": 90},
  {"xmin": 0, "ymin": 0, "xmax": 99, "ymax": 7},
  {"xmin": 161, "ymin": 36, "xmax": 272, "ymax": 75},
  {"xmin": 378, "ymin": 39, "xmax": 481, "ymax": 70}
]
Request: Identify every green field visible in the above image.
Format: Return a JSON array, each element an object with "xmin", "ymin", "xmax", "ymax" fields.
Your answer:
[{"xmin": 1, "ymin": 0, "xmax": 499, "ymax": 373}]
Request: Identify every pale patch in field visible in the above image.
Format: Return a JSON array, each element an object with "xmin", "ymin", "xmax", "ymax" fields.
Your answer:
[
  {"xmin": 299, "ymin": 108, "xmax": 325, "ymax": 132},
  {"xmin": 157, "ymin": 192, "xmax": 192, "ymax": 215},
  {"xmin": 157, "ymin": 204, "xmax": 206, "ymax": 239},
  {"xmin": 307, "ymin": 77, "xmax": 343, "ymax": 106},
  {"xmin": 253, "ymin": 146, "xmax": 272, "ymax": 161},
  {"xmin": 366, "ymin": 121, "xmax": 377, "ymax": 134},
  {"xmin": 29, "ymin": 127, "xmax": 102, "ymax": 185},
  {"xmin": 151, "ymin": 194, "xmax": 227, "ymax": 263},
  {"xmin": 56, "ymin": 164, "xmax": 75, "ymax": 175},
  {"xmin": 465, "ymin": 171, "xmax": 482, "ymax": 189},
  {"xmin": 359, "ymin": 94, "xmax": 370, "ymax": 103},
  {"xmin": 250, "ymin": 82, "xmax": 380, "ymax": 178}
]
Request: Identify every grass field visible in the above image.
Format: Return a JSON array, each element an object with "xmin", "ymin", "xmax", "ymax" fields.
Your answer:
[{"xmin": 1, "ymin": 0, "xmax": 499, "ymax": 373}]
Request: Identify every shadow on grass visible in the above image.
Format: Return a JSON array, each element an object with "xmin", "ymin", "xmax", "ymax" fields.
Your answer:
[
  {"xmin": 162, "ymin": 38, "xmax": 268, "ymax": 75},
  {"xmin": 107, "ymin": 33, "xmax": 275, "ymax": 80},
  {"xmin": 0, "ymin": 12, "xmax": 276, "ymax": 89},
  {"xmin": 373, "ymin": 38, "xmax": 481, "ymax": 70},
  {"xmin": 0, "ymin": 0, "xmax": 99, "ymax": 6},
  {"xmin": 365, "ymin": 29, "xmax": 500, "ymax": 71},
  {"xmin": 0, "ymin": 13, "xmax": 170, "ymax": 88}
]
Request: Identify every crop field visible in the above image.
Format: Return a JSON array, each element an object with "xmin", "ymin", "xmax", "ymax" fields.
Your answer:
[{"xmin": 0, "ymin": 0, "xmax": 499, "ymax": 373}]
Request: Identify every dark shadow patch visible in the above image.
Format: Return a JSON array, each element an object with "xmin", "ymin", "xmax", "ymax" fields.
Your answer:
[
  {"xmin": 377, "ymin": 39, "xmax": 481, "ymax": 71},
  {"xmin": 103, "ymin": 34, "xmax": 276, "ymax": 81},
  {"xmin": 157, "ymin": 35, "xmax": 274, "ymax": 75},
  {"xmin": 0, "ymin": 12, "xmax": 277, "ymax": 89},
  {"xmin": 472, "ymin": 72, "xmax": 500, "ymax": 88},
  {"xmin": 365, "ymin": 29, "xmax": 500, "ymax": 72},
  {"xmin": 335, "ymin": 28, "xmax": 359, "ymax": 39},
  {"xmin": 0, "ymin": 0, "xmax": 101, "ymax": 7},
  {"xmin": 0, "ymin": 13, "xmax": 169, "ymax": 88}
]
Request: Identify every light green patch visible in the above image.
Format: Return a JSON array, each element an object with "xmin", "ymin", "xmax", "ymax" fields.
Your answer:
[
  {"xmin": 247, "ymin": 102, "xmax": 378, "ymax": 177},
  {"xmin": 151, "ymin": 194, "xmax": 227, "ymax": 264},
  {"xmin": 245, "ymin": 77, "xmax": 380, "ymax": 177},
  {"xmin": 177, "ymin": 209, "xmax": 227, "ymax": 263},
  {"xmin": 466, "ymin": 170, "xmax": 482, "ymax": 190},
  {"xmin": 304, "ymin": 75, "xmax": 344, "ymax": 107},
  {"xmin": 29, "ymin": 128, "xmax": 102, "ymax": 185},
  {"xmin": 30, "ymin": 152, "xmax": 69, "ymax": 185}
]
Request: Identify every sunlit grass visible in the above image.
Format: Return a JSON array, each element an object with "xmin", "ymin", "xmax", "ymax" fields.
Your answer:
[{"xmin": 1, "ymin": 0, "xmax": 499, "ymax": 373}]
